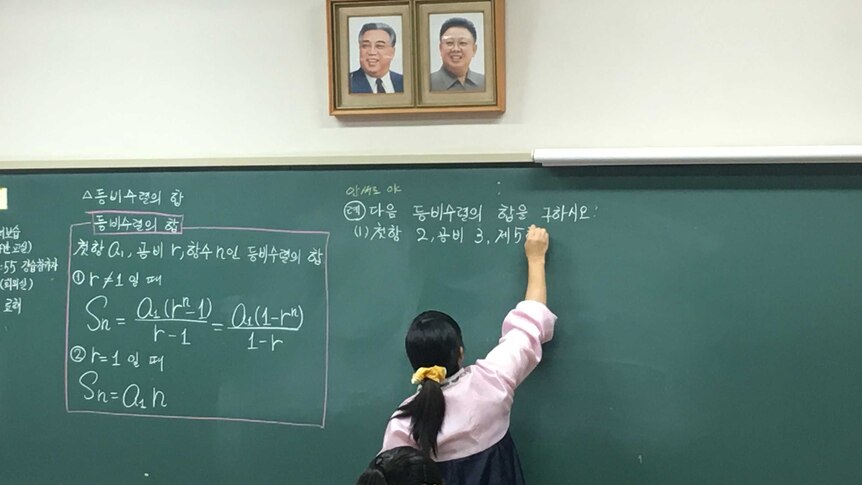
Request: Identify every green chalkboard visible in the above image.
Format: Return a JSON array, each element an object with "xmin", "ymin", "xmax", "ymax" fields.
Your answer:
[{"xmin": 1, "ymin": 164, "xmax": 861, "ymax": 484}]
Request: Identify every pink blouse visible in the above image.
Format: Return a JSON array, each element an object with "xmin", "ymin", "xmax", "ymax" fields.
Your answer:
[{"xmin": 381, "ymin": 300, "xmax": 558, "ymax": 462}]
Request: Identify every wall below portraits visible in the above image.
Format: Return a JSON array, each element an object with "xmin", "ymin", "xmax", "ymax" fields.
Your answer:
[{"xmin": 1, "ymin": 0, "xmax": 862, "ymax": 167}]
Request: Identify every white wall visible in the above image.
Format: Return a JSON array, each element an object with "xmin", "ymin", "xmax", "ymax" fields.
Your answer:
[{"xmin": 1, "ymin": 0, "xmax": 860, "ymax": 167}]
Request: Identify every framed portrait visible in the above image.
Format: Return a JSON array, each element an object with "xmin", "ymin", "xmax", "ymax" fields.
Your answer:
[
  {"xmin": 416, "ymin": 1, "xmax": 497, "ymax": 107},
  {"xmin": 328, "ymin": 1, "xmax": 415, "ymax": 112},
  {"xmin": 327, "ymin": 0, "xmax": 505, "ymax": 115}
]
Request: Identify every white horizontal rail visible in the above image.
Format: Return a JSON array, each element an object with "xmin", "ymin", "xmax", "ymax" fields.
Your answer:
[{"xmin": 533, "ymin": 146, "xmax": 862, "ymax": 166}]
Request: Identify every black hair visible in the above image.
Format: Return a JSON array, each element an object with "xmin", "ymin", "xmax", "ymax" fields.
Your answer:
[
  {"xmin": 356, "ymin": 446, "xmax": 443, "ymax": 485},
  {"xmin": 359, "ymin": 22, "xmax": 397, "ymax": 47},
  {"xmin": 439, "ymin": 17, "xmax": 477, "ymax": 42},
  {"xmin": 394, "ymin": 310, "xmax": 464, "ymax": 456}
]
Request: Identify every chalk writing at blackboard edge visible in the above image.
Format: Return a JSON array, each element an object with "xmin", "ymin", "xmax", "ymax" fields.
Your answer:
[{"xmin": 1, "ymin": 224, "xmax": 60, "ymax": 317}]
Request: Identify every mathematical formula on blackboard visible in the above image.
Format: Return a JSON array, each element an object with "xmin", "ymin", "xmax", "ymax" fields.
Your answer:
[{"xmin": 1, "ymin": 180, "xmax": 599, "ymax": 427}]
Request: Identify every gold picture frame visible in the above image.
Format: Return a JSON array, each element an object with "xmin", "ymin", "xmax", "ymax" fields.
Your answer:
[{"xmin": 327, "ymin": 0, "xmax": 505, "ymax": 116}]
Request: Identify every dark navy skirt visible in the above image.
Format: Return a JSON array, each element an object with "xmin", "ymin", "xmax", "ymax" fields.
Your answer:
[{"xmin": 437, "ymin": 431, "xmax": 526, "ymax": 485}]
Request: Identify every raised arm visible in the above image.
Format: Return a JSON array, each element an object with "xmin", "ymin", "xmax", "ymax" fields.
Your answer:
[
  {"xmin": 524, "ymin": 225, "xmax": 548, "ymax": 304},
  {"xmin": 474, "ymin": 225, "xmax": 556, "ymax": 396}
]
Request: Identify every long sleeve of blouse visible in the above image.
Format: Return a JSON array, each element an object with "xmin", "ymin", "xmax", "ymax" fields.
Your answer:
[{"xmin": 381, "ymin": 300, "xmax": 557, "ymax": 462}]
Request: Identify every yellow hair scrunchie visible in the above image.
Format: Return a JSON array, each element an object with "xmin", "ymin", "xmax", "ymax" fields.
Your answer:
[{"xmin": 411, "ymin": 366, "xmax": 447, "ymax": 385}]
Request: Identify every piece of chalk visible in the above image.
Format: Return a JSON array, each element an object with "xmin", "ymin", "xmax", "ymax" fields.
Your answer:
[{"xmin": 0, "ymin": 188, "xmax": 7, "ymax": 210}]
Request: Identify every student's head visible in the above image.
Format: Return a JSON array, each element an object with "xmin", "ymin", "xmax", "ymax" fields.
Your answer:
[
  {"xmin": 438, "ymin": 18, "xmax": 478, "ymax": 78},
  {"xmin": 395, "ymin": 311, "xmax": 464, "ymax": 455},
  {"xmin": 405, "ymin": 310, "xmax": 464, "ymax": 377},
  {"xmin": 356, "ymin": 446, "xmax": 444, "ymax": 485},
  {"xmin": 359, "ymin": 22, "xmax": 397, "ymax": 78}
]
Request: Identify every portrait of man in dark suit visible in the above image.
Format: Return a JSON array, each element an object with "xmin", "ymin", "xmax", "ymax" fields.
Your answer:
[{"xmin": 349, "ymin": 22, "xmax": 404, "ymax": 94}]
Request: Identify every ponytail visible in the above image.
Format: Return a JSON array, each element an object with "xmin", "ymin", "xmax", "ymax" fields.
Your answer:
[
  {"xmin": 397, "ymin": 310, "xmax": 463, "ymax": 457},
  {"xmin": 395, "ymin": 378, "xmax": 446, "ymax": 455}
]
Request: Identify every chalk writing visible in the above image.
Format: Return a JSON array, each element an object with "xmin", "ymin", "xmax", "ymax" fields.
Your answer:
[
  {"xmin": 340, "ymin": 187, "xmax": 600, "ymax": 246},
  {"xmin": 4, "ymin": 297, "xmax": 22, "ymax": 315},
  {"xmin": 65, "ymin": 223, "xmax": 330, "ymax": 426},
  {"xmin": 0, "ymin": 225, "xmax": 60, "ymax": 316},
  {"xmin": 0, "ymin": 240, "xmax": 32, "ymax": 254},
  {"xmin": 71, "ymin": 237, "xmax": 325, "ymax": 266},
  {"xmin": 71, "ymin": 270, "xmax": 158, "ymax": 289},
  {"xmin": 498, "ymin": 204, "xmax": 529, "ymax": 222},
  {"xmin": 90, "ymin": 210, "xmax": 184, "ymax": 235},
  {"xmin": 344, "ymin": 184, "xmax": 401, "ymax": 197},
  {"xmin": 0, "ymin": 225, "xmax": 21, "ymax": 240},
  {"xmin": 412, "ymin": 204, "xmax": 483, "ymax": 223},
  {"xmin": 81, "ymin": 189, "xmax": 185, "ymax": 207},
  {"xmin": 0, "ymin": 277, "xmax": 34, "ymax": 291},
  {"xmin": 541, "ymin": 204, "xmax": 596, "ymax": 223},
  {"xmin": 77, "ymin": 370, "xmax": 168, "ymax": 409},
  {"xmin": 353, "ymin": 223, "xmax": 403, "ymax": 242}
]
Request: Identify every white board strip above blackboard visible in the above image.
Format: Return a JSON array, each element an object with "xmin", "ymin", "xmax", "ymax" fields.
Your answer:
[{"xmin": 533, "ymin": 146, "xmax": 862, "ymax": 166}]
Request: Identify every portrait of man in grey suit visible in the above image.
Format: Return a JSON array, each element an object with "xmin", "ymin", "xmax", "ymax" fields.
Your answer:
[
  {"xmin": 349, "ymin": 22, "xmax": 404, "ymax": 94},
  {"xmin": 430, "ymin": 17, "xmax": 485, "ymax": 92}
]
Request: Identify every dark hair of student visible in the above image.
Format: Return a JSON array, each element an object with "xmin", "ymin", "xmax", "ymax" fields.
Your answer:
[
  {"xmin": 393, "ymin": 310, "xmax": 464, "ymax": 456},
  {"xmin": 356, "ymin": 446, "xmax": 444, "ymax": 485}
]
